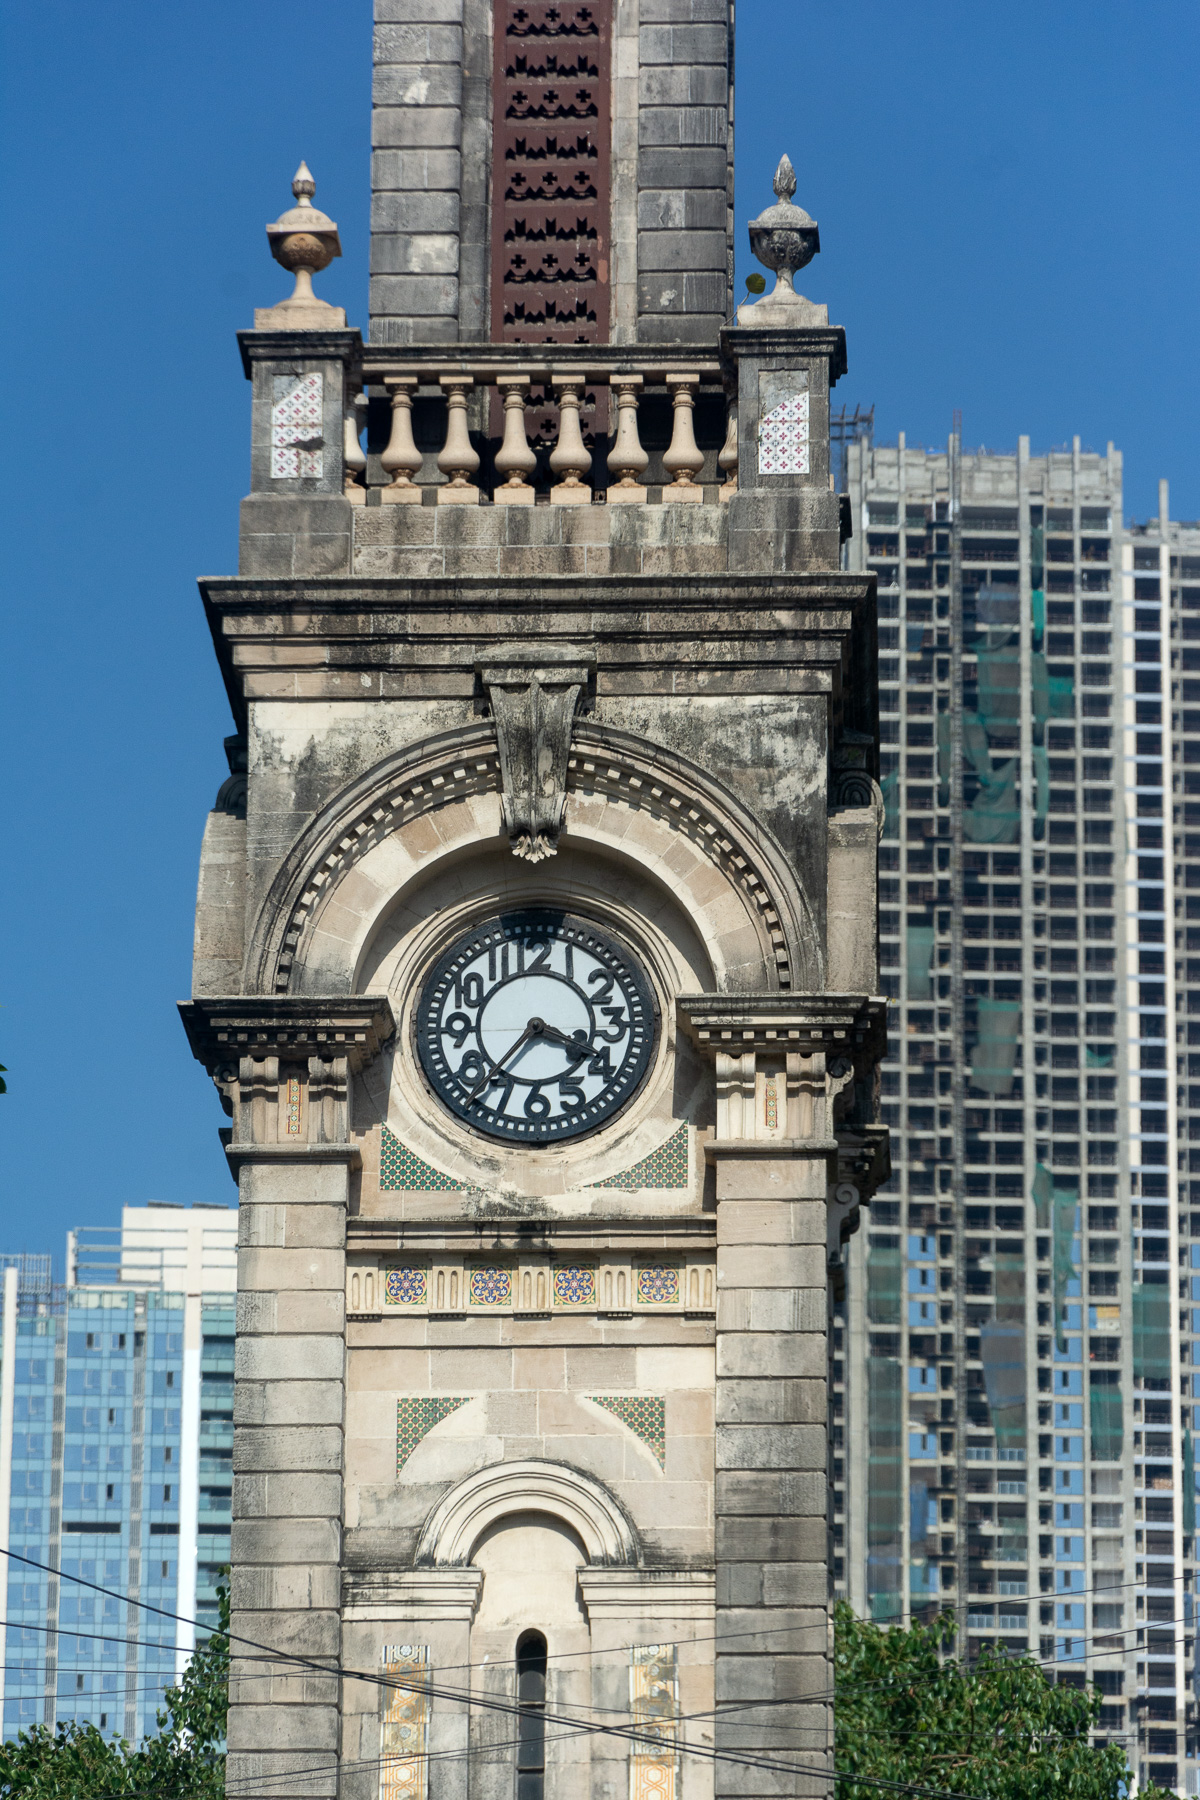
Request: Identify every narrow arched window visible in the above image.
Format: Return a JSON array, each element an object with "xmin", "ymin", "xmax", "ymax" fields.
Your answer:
[{"xmin": 516, "ymin": 1630, "xmax": 547, "ymax": 1800}]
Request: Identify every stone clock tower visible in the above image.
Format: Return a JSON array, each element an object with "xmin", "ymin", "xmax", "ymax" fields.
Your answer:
[{"xmin": 180, "ymin": 6, "xmax": 886, "ymax": 1799}]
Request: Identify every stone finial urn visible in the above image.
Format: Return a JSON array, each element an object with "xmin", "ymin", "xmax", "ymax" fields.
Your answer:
[
  {"xmin": 737, "ymin": 154, "xmax": 828, "ymax": 327},
  {"xmin": 255, "ymin": 162, "xmax": 347, "ymax": 330}
]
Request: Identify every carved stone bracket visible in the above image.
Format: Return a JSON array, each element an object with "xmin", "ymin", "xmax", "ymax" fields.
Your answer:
[
  {"xmin": 478, "ymin": 645, "xmax": 592, "ymax": 861},
  {"xmin": 676, "ymin": 994, "xmax": 889, "ymax": 1189},
  {"xmin": 831, "ymin": 728, "xmax": 883, "ymax": 819},
  {"xmin": 178, "ymin": 995, "xmax": 394, "ymax": 1162}
]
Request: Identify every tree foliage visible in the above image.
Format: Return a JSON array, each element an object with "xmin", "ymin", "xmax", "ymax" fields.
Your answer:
[
  {"xmin": 0, "ymin": 1583, "xmax": 228, "ymax": 1799},
  {"xmin": 835, "ymin": 1601, "xmax": 1167, "ymax": 1800}
]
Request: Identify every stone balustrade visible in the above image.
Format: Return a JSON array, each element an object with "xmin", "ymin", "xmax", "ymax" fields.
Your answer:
[{"xmin": 347, "ymin": 352, "xmax": 737, "ymax": 506}]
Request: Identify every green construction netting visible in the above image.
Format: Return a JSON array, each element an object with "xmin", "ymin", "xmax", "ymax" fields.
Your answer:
[
  {"xmin": 1032, "ymin": 652, "xmax": 1075, "ymax": 726},
  {"xmin": 867, "ymin": 1355, "xmax": 902, "ymax": 1621},
  {"xmin": 1053, "ymin": 1189, "xmax": 1080, "ymax": 1351},
  {"xmin": 1186, "ymin": 1430, "xmax": 1196, "ymax": 1536},
  {"xmin": 963, "ymin": 709, "xmax": 991, "ymax": 777},
  {"xmin": 979, "ymin": 1322, "xmax": 1026, "ymax": 1449},
  {"xmin": 1034, "ymin": 744, "xmax": 1050, "ymax": 824},
  {"xmin": 974, "ymin": 634, "xmax": 1021, "ymax": 726},
  {"xmin": 907, "ymin": 925, "xmax": 935, "ymax": 999},
  {"xmin": 1031, "ymin": 578, "xmax": 1045, "ymax": 635},
  {"xmin": 970, "ymin": 998, "xmax": 1021, "ymax": 1095},
  {"xmin": 994, "ymin": 1250, "xmax": 1026, "ymax": 1324},
  {"xmin": 1033, "ymin": 1162, "xmax": 1052, "ymax": 1230},
  {"xmin": 964, "ymin": 760, "xmax": 1020, "ymax": 844},
  {"xmin": 881, "ymin": 770, "xmax": 899, "ymax": 841},
  {"xmin": 867, "ymin": 1242, "xmax": 901, "ymax": 1325},
  {"xmin": 1086, "ymin": 1046, "xmax": 1114, "ymax": 1068},
  {"xmin": 1089, "ymin": 1379, "xmax": 1123, "ymax": 1462},
  {"xmin": 1133, "ymin": 1283, "xmax": 1172, "ymax": 1384}
]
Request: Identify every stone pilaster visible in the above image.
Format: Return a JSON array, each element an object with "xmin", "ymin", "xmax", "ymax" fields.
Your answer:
[
  {"xmin": 677, "ymin": 996, "xmax": 886, "ymax": 1800},
  {"xmin": 180, "ymin": 996, "xmax": 393, "ymax": 1800}
]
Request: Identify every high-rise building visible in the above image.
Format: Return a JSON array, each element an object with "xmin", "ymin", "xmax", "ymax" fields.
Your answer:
[
  {"xmin": 0, "ymin": 1204, "xmax": 236, "ymax": 1743},
  {"xmin": 838, "ymin": 433, "xmax": 1195, "ymax": 1794}
]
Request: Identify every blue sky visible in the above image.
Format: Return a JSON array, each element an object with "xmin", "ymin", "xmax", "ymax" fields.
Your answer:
[{"xmin": 2, "ymin": 0, "xmax": 1197, "ymax": 1264}]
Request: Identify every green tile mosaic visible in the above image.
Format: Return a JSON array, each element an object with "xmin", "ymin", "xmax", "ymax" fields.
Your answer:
[
  {"xmin": 380, "ymin": 1126, "xmax": 481, "ymax": 1192},
  {"xmin": 397, "ymin": 1396, "xmax": 472, "ymax": 1470},
  {"xmin": 586, "ymin": 1124, "xmax": 689, "ymax": 1191},
  {"xmin": 589, "ymin": 1394, "xmax": 667, "ymax": 1468}
]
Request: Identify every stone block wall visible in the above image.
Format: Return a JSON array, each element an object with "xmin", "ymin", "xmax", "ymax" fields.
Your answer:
[{"xmin": 369, "ymin": 0, "xmax": 733, "ymax": 345}]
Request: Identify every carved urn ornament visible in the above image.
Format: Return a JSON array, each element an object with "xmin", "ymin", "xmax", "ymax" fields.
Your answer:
[
  {"xmin": 748, "ymin": 154, "xmax": 819, "ymax": 293},
  {"xmin": 737, "ymin": 154, "xmax": 828, "ymax": 327},
  {"xmin": 255, "ymin": 163, "xmax": 347, "ymax": 328}
]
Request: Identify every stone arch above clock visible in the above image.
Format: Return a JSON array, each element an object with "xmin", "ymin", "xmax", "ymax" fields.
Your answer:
[{"xmin": 244, "ymin": 721, "xmax": 824, "ymax": 999}]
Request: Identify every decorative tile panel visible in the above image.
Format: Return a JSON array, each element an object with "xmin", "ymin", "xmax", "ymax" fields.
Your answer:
[
  {"xmin": 284, "ymin": 1075, "xmax": 302, "ymax": 1135},
  {"xmin": 469, "ymin": 1265, "xmax": 512, "ymax": 1309},
  {"xmin": 587, "ymin": 1125, "xmax": 689, "ymax": 1191},
  {"xmin": 758, "ymin": 392, "xmax": 810, "ymax": 475},
  {"xmin": 381, "ymin": 1643, "xmax": 430, "ymax": 1800},
  {"xmin": 397, "ymin": 1397, "xmax": 471, "ymax": 1471},
  {"xmin": 380, "ymin": 1126, "xmax": 481, "ymax": 1192},
  {"xmin": 637, "ymin": 1264, "xmax": 681, "ymax": 1308},
  {"xmin": 630, "ymin": 1642, "xmax": 678, "ymax": 1800},
  {"xmin": 385, "ymin": 1267, "xmax": 428, "ymax": 1308},
  {"xmin": 590, "ymin": 1395, "xmax": 666, "ymax": 1468},
  {"xmin": 271, "ymin": 372, "xmax": 324, "ymax": 479},
  {"xmin": 553, "ymin": 1265, "xmax": 596, "ymax": 1309}
]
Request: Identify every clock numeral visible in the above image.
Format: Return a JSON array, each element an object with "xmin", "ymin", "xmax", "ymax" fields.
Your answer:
[
  {"xmin": 588, "ymin": 1047, "xmax": 613, "ymax": 1078},
  {"xmin": 454, "ymin": 972, "xmax": 485, "ymax": 1009},
  {"xmin": 559, "ymin": 1077, "xmax": 585, "ymax": 1110},
  {"xmin": 443, "ymin": 1011, "xmax": 473, "ymax": 1049},
  {"xmin": 587, "ymin": 969, "xmax": 616, "ymax": 1005},
  {"xmin": 597, "ymin": 1006, "xmax": 627, "ymax": 1042},
  {"xmin": 527, "ymin": 940, "xmax": 551, "ymax": 972},
  {"xmin": 457, "ymin": 1051, "xmax": 487, "ymax": 1088},
  {"xmin": 524, "ymin": 1087, "xmax": 552, "ymax": 1120}
]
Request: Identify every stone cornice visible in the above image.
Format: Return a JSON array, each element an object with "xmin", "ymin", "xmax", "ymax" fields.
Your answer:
[
  {"xmin": 179, "ymin": 995, "xmax": 395, "ymax": 1077},
  {"xmin": 237, "ymin": 327, "xmax": 363, "ymax": 380},
  {"xmin": 675, "ymin": 993, "xmax": 887, "ymax": 1059},
  {"xmin": 719, "ymin": 322, "xmax": 848, "ymax": 383},
  {"xmin": 345, "ymin": 1215, "xmax": 717, "ymax": 1251}
]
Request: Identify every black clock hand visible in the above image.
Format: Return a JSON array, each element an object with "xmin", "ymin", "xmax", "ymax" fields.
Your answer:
[
  {"xmin": 533, "ymin": 1021, "xmax": 591, "ymax": 1059},
  {"xmin": 467, "ymin": 1022, "xmax": 537, "ymax": 1097}
]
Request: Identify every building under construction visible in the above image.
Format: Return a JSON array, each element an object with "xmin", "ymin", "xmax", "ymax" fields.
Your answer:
[{"xmin": 838, "ymin": 433, "xmax": 1200, "ymax": 1795}]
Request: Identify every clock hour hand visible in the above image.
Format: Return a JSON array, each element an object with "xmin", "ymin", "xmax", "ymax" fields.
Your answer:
[{"xmin": 530, "ymin": 1020, "xmax": 591, "ymax": 1059}]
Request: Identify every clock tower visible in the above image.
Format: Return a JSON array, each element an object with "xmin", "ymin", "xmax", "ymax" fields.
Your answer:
[{"xmin": 180, "ymin": 8, "xmax": 886, "ymax": 1799}]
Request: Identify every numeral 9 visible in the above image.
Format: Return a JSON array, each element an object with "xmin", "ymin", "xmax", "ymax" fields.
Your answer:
[{"xmin": 443, "ymin": 1012, "xmax": 473, "ymax": 1049}]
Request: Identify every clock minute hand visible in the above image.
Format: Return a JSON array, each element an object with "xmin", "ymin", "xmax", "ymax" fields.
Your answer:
[{"xmin": 467, "ymin": 1022, "xmax": 537, "ymax": 1098}]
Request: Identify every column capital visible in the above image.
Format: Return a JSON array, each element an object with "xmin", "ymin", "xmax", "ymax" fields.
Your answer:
[
  {"xmin": 675, "ymin": 992, "xmax": 886, "ymax": 1061},
  {"xmin": 179, "ymin": 996, "xmax": 394, "ymax": 1165},
  {"xmin": 179, "ymin": 995, "xmax": 395, "ymax": 1077}
]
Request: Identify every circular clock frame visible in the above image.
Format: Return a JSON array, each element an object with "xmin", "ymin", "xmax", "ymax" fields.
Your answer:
[{"xmin": 414, "ymin": 908, "xmax": 658, "ymax": 1144}]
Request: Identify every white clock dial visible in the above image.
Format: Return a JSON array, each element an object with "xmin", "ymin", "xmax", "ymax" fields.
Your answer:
[{"xmin": 415, "ymin": 910, "xmax": 656, "ymax": 1142}]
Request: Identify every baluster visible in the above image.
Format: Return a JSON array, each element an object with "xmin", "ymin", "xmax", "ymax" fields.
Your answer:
[
  {"xmin": 436, "ymin": 375, "xmax": 480, "ymax": 504},
  {"xmin": 493, "ymin": 374, "xmax": 537, "ymax": 504},
  {"xmin": 342, "ymin": 393, "xmax": 367, "ymax": 504},
  {"xmin": 549, "ymin": 371, "xmax": 592, "ymax": 504},
  {"xmin": 380, "ymin": 375, "xmax": 423, "ymax": 503},
  {"xmin": 718, "ymin": 404, "xmax": 738, "ymax": 500},
  {"xmin": 662, "ymin": 373, "xmax": 704, "ymax": 501},
  {"xmin": 605, "ymin": 374, "xmax": 648, "ymax": 504}
]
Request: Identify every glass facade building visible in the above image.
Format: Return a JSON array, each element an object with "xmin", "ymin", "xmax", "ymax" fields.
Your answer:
[
  {"xmin": 836, "ymin": 433, "xmax": 1200, "ymax": 1795},
  {"xmin": 0, "ymin": 1204, "xmax": 236, "ymax": 1743}
]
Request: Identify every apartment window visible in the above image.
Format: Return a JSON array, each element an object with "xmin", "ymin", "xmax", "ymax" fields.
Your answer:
[{"xmin": 517, "ymin": 1631, "xmax": 547, "ymax": 1800}]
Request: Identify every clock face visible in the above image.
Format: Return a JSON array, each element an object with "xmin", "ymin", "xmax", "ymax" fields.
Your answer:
[{"xmin": 415, "ymin": 909, "xmax": 656, "ymax": 1143}]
